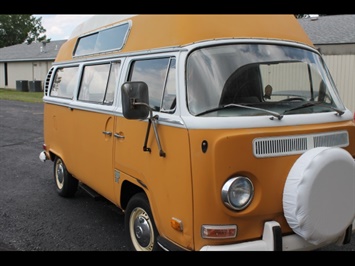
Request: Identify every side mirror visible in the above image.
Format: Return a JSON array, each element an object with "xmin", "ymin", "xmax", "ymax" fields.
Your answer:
[{"xmin": 121, "ymin": 81, "xmax": 150, "ymax": 120}]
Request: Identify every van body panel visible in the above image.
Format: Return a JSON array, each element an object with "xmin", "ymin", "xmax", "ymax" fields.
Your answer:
[
  {"xmin": 44, "ymin": 103, "xmax": 116, "ymax": 203},
  {"xmin": 55, "ymin": 39, "xmax": 77, "ymax": 63},
  {"xmin": 68, "ymin": 108, "xmax": 115, "ymax": 203},
  {"xmin": 43, "ymin": 103, "xmax": 75, "ymax": 165},
  {"xmin": 40, "ymin": 14, "xmax": 355, "ymax": 251},
  {"xmin": 113, "ymin": 116, "xmax": 194, "ymax": 249},
  {"xmin": 188, "ymin": 121, "xmax": 355, "ymax": 250},
  {"xmin": 55, "ymin": 15, "xmax": 313, "ymax": 63},
  {"xmin": 123, "ymin": 15, "xmax": 313, "ymax": 52}
]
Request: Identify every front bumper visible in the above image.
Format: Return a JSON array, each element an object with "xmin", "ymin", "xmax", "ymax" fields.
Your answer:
[{"xmin": 199, "ymin": 220, "xmax": 355, "ymax": 251}]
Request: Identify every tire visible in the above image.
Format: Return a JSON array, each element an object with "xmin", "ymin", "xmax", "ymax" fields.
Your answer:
[
  {"xmin": 53, "ymin": 156, "xmax": 78, "ymax": 198},
  {"xmin": 125, "ymin": 193, "xmax": 161, "ymax": 251}
]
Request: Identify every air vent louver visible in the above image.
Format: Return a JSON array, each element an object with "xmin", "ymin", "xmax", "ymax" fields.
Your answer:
[
  {"xmin": 44, "ymin": 67, "xmax": 54, "ymax": 96},
  {"xmin": 253, "ymin": 131, "xmax": 349, "ymax": 158}
]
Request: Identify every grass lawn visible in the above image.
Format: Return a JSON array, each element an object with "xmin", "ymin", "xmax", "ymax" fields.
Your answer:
[{"xmin": 0, "ymin": 88, "xmax": 44, "ymax": 103}]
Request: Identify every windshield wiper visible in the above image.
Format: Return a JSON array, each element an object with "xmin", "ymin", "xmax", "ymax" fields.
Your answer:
[
  {"xmin": 284, "ymin": 102, "xmax": 344, "ymax": 116},
  {"xmin": 196, "ymin": 103, "xmax": 283, "ymax": 120}
]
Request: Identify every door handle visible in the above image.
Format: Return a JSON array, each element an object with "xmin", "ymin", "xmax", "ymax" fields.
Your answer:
[
  {"xmin": 102, "ymin": 131, "xmax": 112, "ymax": 136},
  {"xmin": 114, "ymin": 133, "xmax": 125, "ymax": 139}
]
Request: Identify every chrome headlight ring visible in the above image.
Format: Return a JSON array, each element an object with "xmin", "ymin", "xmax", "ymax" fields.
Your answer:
[{"xmin": 221, "ymin": 176, "xmax": 254, "ymax": 211}]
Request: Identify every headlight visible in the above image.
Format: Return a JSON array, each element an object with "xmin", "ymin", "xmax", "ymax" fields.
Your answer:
[{"xmin": 221, "ymin": 176, "xmax": 254, "ymax": 211}]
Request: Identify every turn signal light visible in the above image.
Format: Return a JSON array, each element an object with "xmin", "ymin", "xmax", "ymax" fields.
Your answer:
[
  {"xmin": 201, "ymin": 225, "xmax": 237, "ymax": 239},
  {"xmin": 171, "ymin": 217, "xmax": 183, "ymax": 232}
]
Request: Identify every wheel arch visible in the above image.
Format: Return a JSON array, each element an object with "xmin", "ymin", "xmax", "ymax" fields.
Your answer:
[{"xmin": 120, "ymin": 180, "xmax": 146, "ymax": 211}]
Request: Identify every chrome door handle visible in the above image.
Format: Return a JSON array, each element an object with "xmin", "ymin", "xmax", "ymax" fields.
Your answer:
[
  {"xmin": 114, "ymin": 133, "xmax": 125, "ymax": 139},
  {"xmin": 102, "ymin": 131, "xmax": 112, "ymax": 136}
]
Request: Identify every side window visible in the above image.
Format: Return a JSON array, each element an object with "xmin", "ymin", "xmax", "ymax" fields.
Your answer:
[
  {"xmin": 128, "ymin": 57, "xmax": 176, "ymax": 113},
  {"xmin": 78, "ymin": 61, "xmax": 120, "ymax": 105},
  {"xmin": 50, "ymin": 66, "xmax": 79, "ymax": 99}
]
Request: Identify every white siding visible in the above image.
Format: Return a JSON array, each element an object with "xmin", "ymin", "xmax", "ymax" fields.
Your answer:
[
  {"xmin": 323, "ymin": 55, "xmax": 355, "ymax": 112},
  {"xmin": 7, "ymin": 62, "xmax": 33, "ymax": 89},
  {"xmin": 1, "ymin": 61, "xmax": 53, "ymax": 90}
]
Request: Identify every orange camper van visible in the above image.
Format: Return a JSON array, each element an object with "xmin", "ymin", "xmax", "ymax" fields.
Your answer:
[{"xmin": 39, "ymin": 15, "xmax": 355, "ymax": 251}]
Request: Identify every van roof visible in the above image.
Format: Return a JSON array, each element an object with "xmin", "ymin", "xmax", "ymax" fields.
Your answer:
[{"xmin": 55, "ymin": 14, "xmax": 314, "ymax": 62}]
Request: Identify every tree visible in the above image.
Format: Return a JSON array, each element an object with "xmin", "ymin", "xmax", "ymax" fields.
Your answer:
[{"xmin": 0, "ymin": 14, "xmax": 49, "ymax": 48}]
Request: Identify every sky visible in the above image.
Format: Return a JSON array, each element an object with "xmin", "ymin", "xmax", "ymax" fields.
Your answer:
[{"xmin": 33, "ymin": 15, "xmax": 94, "ymax": 41}]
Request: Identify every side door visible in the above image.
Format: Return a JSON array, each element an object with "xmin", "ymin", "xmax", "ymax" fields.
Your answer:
[
  {"xmin": 68, "ymin": 60, "xmax": 121, "ymax": 203},
  {"xmin": 113, "ymin": 56, "xmax": 194, "ymax": 247}
]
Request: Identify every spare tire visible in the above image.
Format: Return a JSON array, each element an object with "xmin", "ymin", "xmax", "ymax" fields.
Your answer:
[{"xmin": 283, "ymin": 147, "xmax": 355, "ymax": 245}]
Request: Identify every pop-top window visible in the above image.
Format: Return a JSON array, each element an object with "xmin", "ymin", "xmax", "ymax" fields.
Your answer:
[{"xmin": 74, "ymin": 22, "xmax": 130, "ymax": 56}]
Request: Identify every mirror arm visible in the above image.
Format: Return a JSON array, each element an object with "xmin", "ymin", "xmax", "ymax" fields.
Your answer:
[
  {"xmin": 151, "ymin": 115, "xmax": 166, "ymax": 157},
  {"xmin": 133, "ymin": 101, "xmax": 166, "ymax": 157},
  {"xmin": 143, "ymin": 118, "xmax": 152, "ymax": 153}
]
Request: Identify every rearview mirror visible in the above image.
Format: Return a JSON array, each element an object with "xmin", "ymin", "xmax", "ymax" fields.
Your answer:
[{"xmin": 121, "ymin": 81, "xmax": 150, "ymax": 120}]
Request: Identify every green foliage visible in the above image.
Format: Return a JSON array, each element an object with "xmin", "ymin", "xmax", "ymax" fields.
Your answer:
[
  {"xmin": 0, "ymin": 88, "xmax": 44, "ymax": 103},
  {"xmin": 0, "ymin": 14, "xmax": 50, "ymax": 48}
]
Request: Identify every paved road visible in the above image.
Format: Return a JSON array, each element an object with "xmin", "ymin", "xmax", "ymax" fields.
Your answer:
[
  {"xmin": 0, "ymin": 99, "xmax": 354, "ymax": 252},
  {"xmin": 0, "ymin": 99, "xmax": 129, "ymax": 252}
]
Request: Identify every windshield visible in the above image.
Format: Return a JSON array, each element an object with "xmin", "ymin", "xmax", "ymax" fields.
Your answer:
[{"xmin": 186, "ymin": 43, "xmax": 345, "ymax": 117}]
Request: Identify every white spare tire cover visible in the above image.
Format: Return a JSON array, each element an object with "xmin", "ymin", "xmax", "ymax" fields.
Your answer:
[{"xmin": 283, "ymin": 147, "xmax": 355, "ymax": 245}]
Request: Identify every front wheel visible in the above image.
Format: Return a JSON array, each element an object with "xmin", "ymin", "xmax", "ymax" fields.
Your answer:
[
  {"xmin": 53, "ymin": 156, "xmax": 78, "ymax": 197},
  {"xmin": 125, "ymin": 193, "xmax": 161, "ymax": 251}
]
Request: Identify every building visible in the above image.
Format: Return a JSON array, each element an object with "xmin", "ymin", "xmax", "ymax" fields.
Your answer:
[
  {"xmin": 298, "ymin": 14, "xmax": 355, "ymax": 112},
  {"xmin": 0, "ymin": 40, "xmax": 66, "ymax": 91}
]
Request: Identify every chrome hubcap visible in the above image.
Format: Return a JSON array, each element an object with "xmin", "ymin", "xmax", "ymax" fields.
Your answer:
[{"xmin": 134, "ymin": 215, "xmax": 151, "ymax": 247}]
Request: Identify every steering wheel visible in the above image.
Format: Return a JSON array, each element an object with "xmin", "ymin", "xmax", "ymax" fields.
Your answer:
[{"xmin": 280, "ymin": 97, "xmax": 306, "ymax": 102}]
